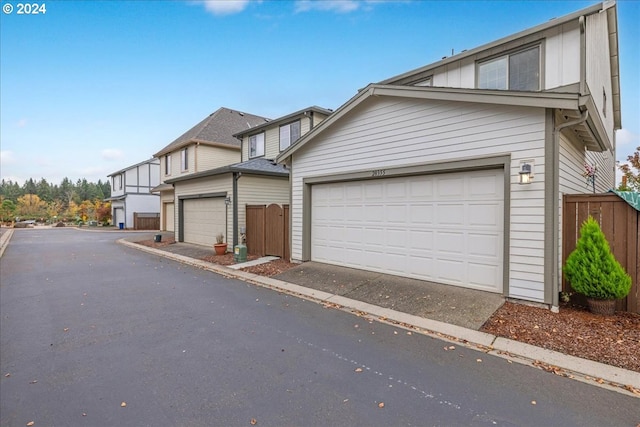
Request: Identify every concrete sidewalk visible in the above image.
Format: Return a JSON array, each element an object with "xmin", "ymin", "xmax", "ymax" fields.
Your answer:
[{"xmin": 115, "ymin": 232, "xmax": 640, "ymax": 397}]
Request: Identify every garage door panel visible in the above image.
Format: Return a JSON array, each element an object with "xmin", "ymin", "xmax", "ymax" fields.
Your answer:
[
  {"xmin": 437, "ymin": 204, "xmax": 465, "ymax": 225},
  {"xmin": 183, "ymin": 198, "xmax": 224, "ymax": 247},
  {"xmin": 311, "ymin": 170, "xmax": 503, "ymax": 293}
]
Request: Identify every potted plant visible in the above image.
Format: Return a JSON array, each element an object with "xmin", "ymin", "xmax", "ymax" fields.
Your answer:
[
  {"xmin": 563, "ymin": 216, "xmax": 631, "ymax": 315},
  {"xmin": 213, "ymin": 233, "xmax": 227, "ymax": 255}
]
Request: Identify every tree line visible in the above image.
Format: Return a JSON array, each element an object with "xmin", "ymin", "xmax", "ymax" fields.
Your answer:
[{"xmin": 0, "ymin": 177, "xmax": 112, "ymax": 224}]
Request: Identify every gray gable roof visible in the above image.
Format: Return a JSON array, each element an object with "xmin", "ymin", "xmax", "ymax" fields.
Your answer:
[
  {"xmin": 154, "ymin": 107, "xmax": 270, "ymax": 157},
  {"xmin": 164, "ymin": 157, "xmax": 287, "ymax": 184}
]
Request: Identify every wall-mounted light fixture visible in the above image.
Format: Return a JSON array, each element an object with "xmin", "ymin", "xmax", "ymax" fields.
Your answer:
[
  {"xmin": 519, "ymin": 160, "xmax": 534, "ymax": 184},
  {"xmin": 225, "ymin": 197, "xmax": 232, "ymax": 205}
]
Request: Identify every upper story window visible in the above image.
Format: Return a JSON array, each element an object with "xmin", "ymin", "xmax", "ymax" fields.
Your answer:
[
  {"xmin": 249, "ymin": 133, "xmax": 265, "ymax": 158},
  {"xmin": 280, "ymin": 120, "xmax": 301, "ymax": 151},
  {"xmin": 114, "ymin": 174, "xmax": 122, "ymax": 190},
  {"xmin": 478, "ymin": 46, "xmax": 540, "ymax": 91},
  {"xmin": 165, "ymin": 155, "xmax": 171, "ymax": 176},
  {"xmin": 181, "ymin": 148, "xmax": 188, "ymax": 172}
]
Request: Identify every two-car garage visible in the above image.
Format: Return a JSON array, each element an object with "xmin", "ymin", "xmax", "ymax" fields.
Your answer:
[{"xmin": 310, "ymin": 169, "xmax": 504, "ymax": 293}]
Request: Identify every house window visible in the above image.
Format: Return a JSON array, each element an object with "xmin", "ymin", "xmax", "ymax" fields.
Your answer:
[
  {"xmin": 181, "ymin": 148, "xmax": 188, "ymax": 172},
  {"xmin": 249, "ymin": 133, "xmax": 265, "ymax": 158},
  {"xmin": 165, "ymin": 155, "xmax": 171, "ymax": 176},
  {"xmin": 280, "ymin": 121, "xmax": 301, "ymax": 151},
  {"xmin": 114, "ymin": 174, "xmax": 122, "ymax": 190},
  {"xmin": 478, "ymin": 46, "xmax": 540, "ymax": 91}
]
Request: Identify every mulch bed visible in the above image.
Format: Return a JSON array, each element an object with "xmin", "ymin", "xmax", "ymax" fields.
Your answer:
[{"xmin": 481, "ymin": 301, "xmax": 640, "ymax": 373}]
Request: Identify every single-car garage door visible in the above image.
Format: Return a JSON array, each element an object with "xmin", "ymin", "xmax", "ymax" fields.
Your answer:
[
  {"xmin": 164, "ymin": 202, "xmax": 175, "ymax": 232},
  {"xmin": 311, "ymin": 170, "xmax": 504, "ymax": 292},
  {"xmin": 183, "ymin": 198, "xmax": 225, "ymax": 247}
]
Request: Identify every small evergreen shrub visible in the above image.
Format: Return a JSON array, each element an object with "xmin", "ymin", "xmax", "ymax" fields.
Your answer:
[{"xmin": 563, "ymin": 217, "xmax": 632, "ymax": 300}]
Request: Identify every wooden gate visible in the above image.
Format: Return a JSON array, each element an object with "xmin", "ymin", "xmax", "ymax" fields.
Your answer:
[
  {"xmin": 246, "ymin": 204, "xmax": 289, "ymax": 259},
  {"xmin": 134, "ymin": 212, "xmax": 160, "ymax": 230},
  {"xmin": 563, "ymin": 193, "xmax": 639, "ymax": 313}
]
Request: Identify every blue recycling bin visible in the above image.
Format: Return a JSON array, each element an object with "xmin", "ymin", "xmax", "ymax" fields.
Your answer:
[{"xmin": 119, "ymin": 222, "xmax": 124, "ymax": 230}]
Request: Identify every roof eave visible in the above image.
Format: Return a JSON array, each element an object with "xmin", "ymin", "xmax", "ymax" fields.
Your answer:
[{"xmin": 277, "ymin": 84, "xmax": 581, "ymax": 163}]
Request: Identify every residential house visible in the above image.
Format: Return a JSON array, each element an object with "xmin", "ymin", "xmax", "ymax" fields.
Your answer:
[
  {"xmin": 164, "ymin": 106, "xmax": 332, "ymax": 251},
  {"xmin": 107, "ymin": 158, "xmax": 161, "ymax": 229},
  {"xmin": 152, "ymin": 107, "xmax": 270, "ymax": 235},
  {"xmin": 276, "ymin": 1, "xmax": 621, "ymax": 308}
]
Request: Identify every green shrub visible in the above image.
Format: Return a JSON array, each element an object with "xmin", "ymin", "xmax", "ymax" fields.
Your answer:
[{"xmin": 563, "ymin": 216, "xmax": 632, "ymax": 300}]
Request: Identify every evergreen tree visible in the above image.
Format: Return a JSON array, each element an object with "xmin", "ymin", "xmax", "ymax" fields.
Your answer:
[{"xmin": 564, "ymin": 217, "xmax": 632, "ymax": 300}]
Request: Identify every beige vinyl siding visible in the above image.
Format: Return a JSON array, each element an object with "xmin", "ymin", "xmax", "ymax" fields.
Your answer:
[
  {"xmin": 242, "ymin": 115, "xmax": 329, "ymax": 162},
  {"xmin": 196, "ymin": 145, "xmax": 240, "ymax": 171},
  {"xmin": 585, "ymin": 11, "xmax": 615, "ymax": 144},
  {"xmin": 173, "ymin": 175, "xmax": 233, "ymax": 247},
  {"xmin": 237, "ymin": 175, "xmax": 289, "ymax": 240},
  {"xmin": 290, "ymin": 97, "xmax": 548, "ymax": 301}
]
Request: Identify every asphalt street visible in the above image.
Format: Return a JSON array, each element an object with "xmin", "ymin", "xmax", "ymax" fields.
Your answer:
[{"xmin": 1, "ymin": 228, "xmax": 638, "ymax": 426}]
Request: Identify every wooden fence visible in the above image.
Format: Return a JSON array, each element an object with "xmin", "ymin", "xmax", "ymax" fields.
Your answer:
[
  {"xmin": 246, "ymin": 204, "xmax": 289, "ymax": 259},
  {"xmin": 563, "ymin": 193, "xmax": 639, "ymax": 313},
  {"xmin": 133, "ymin": 212, "xmax": 160, "ymax": 230}
]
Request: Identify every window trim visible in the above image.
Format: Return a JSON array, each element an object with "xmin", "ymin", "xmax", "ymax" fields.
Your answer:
[
  {"xmin": 279, "ymin": 120, "xmax": 302, "ymax": 152},
  {"xmin": 181, "ymin": 148, "xmax": 188, "ymax": 172},
  {"xmin": 165, "ymin": 155, "xmax": 172, "ymax": 176},
  {"xmin": 249, "ymin": 132, "xmax": 265, "ymax": 158},
  {"xmin": 476, "ymin": 42, "xmax": 543, "ymax": 91}
]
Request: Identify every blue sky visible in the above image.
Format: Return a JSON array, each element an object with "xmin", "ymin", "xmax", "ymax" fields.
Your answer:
[{"xmin": 1, "ymin": 0, "xmax": 638, "ymax": 186}]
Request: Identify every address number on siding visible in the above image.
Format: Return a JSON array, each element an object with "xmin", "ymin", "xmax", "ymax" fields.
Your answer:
[{"xmin": 371, "ymin": 169, "xmax": 386, "ymax": 177}]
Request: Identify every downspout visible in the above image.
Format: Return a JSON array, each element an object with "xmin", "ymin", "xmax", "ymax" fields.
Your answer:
[
  {"xmin": 232, "ymin": 172, "xmax": 241, "ymax": 248},
  {"xmin": 550, "ymin": 109, "xmax": 589, "ymax": 311},
  {"xmin": 579, "ymin": 15, "xmax": 586, "ymax": 96}
]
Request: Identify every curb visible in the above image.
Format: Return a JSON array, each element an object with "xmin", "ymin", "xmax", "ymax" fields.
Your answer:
[
  {"xmin": 119, "ymin": 238, "xmax": 640, "ymax": 397},
  {"xmin": 0, "ymin": 229, "xmax": 14, "ymax": 258}
]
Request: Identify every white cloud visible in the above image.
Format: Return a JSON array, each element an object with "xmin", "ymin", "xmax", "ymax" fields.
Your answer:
[
  {"xmin": 295, "ymin": 0, "xmax": 360, "ymax": 13},
  {"xmin": 294, "ymin": 0, "xmax": 390, "ymax": 13},
  {"xmin": 616, "ymin": 128, "xmax": 639, "ymax": 146},
  {"xmin": 16, "ymin": 118, "xmax": 27, "ymax": 128},
  {"xmin": 101, "ymin": 149, "xmax": 124, "ymax": 161},
  {"xmin": 194, "ymin": 0, "xmax": 252, "ymax": 15},
  {"xmin": 0, "ymin": 150, "xmax": 17, "ymax": 166}
]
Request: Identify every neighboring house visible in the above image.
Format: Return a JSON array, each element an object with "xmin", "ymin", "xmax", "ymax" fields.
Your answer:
[
  {"xmin": 277, "ymin": 1, "xmax": 620, "ymax": 309},
  {"xmin": 152, "ymin": 107, "xmax": 270, "ymax": 234},
  {"xmin": 106, "ymin": 158, "xmax": 161, "ymax": 229},
  {"xmin": 164, "ymin": 106, "xmax": 332, "ymax": 250}
]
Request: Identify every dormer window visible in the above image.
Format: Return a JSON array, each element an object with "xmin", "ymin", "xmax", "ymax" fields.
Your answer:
[
  {"xmin": 478, "ymin": 45, "xmax": 540, "ymax": 91},
  {"xmin": 280, "ymin": 120, "xmax": 301, "ymax": 151},
  {"xmin": 250, "ymin": 133, "xmax": 265, "ymax": 158}
]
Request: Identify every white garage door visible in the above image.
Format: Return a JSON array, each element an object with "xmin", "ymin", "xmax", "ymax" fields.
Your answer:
[
  {"xmin": 164, "ymin": 202, "xmax": 175, "ymax": 232},
  {"xmin": 183, "ymin": 198, "xmax": 225, "ymax": 247},
  {"xmin": 311, "ymin": 170, "xmax": 504, "ymax": 292}
]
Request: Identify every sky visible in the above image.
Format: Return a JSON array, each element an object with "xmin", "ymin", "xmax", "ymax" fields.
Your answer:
[{"xmin": 1, "ymin": 0, "xmax": 638, "ymax": 187}]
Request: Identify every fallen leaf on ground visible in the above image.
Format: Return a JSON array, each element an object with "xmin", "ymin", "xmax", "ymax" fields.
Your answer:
[
  {"xmin": 250, "ymin": 418, "xmax": 257, "ymax": 425},
  {"xmin": 120, "ymin": 402, "xmax": 127, "ymax": 407},
  {"xmin": 26, "ymin": 422, "xmax": 34, "ymax": 426},
  {"xmin": 29, "ymin": 380, "xmax": 37, "ymax": 384},
  {"xmin": 355, "ymin": 368, "xmax": 363, "ymax": 373},
  {"xmin": 4, "ymin": 373, "xmax": 10, "ymax": 377},
  {"xmin": 378, "ymin": 402, "xmax": 385, "ymax": 408}
]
